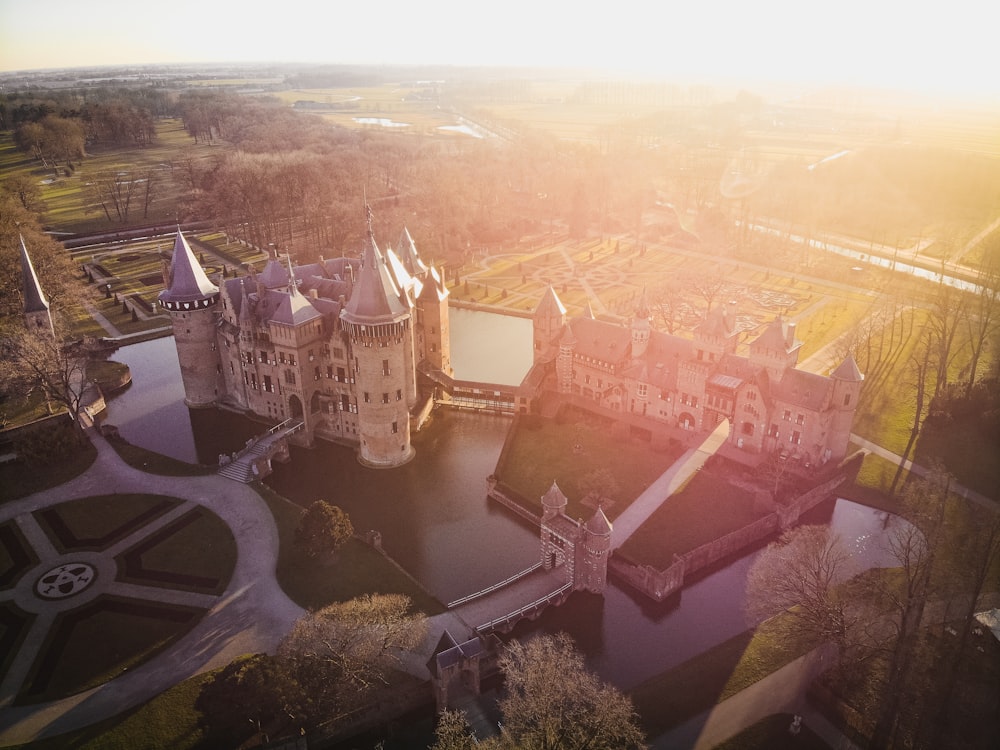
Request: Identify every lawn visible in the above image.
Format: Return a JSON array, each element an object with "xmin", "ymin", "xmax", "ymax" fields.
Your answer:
[
  {"xmin": 617, "ymin": 470, "xmax": 766, "ymax": 567},
  {"xmin": 35, "ymin": 493, "xmax": 179, "ymax": 551},
  {"xmin": 495, "ymin": 411, "xmax": 681, "ymax": 520}
]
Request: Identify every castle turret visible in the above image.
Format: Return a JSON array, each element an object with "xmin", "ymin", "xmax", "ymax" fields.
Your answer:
[
  {"xmin": 577, "ymin": 507, "xmax": 612, "ymax": 593},
  {"xmin": 533, "ymin": 286, "xmax": 566, "ymax": 364},
  {"xmin": 827, "ymin": 354, "xmax": 864, "ymax": 463},
  {"xmin": 158, "ymin": 231, "xmax": 220, "ymax": 407},
  {"xmin": 631, "ymin": 287, "xmax": 652, "ymax": 361},
  {"xmin": 693, "ymin": 301, "xmax": 740, "ymax": 363},
  {"xmin": 340, "ymin": 212, "xmax": 415, "ymax": 467},
  {"xmin": 19, "ymin": 236, "xmax": 54, "ymax": 336},
  {"xmin": 418, "ymin": 264, "xmax": 452, "ymax": 376}
]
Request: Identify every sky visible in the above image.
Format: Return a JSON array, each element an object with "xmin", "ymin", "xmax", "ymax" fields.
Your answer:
[{"xmin": 1, "ymin": 0, "xmax": 998, "ymax": 101}]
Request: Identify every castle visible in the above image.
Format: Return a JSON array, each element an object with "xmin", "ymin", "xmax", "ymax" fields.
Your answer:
[
  {"xmin": 528, "ymin": 287, "xmax": 862, "ymax": 467},
  {"xmin": 159, "ymin": 212, "xmax": 450, "ymax": 468}
]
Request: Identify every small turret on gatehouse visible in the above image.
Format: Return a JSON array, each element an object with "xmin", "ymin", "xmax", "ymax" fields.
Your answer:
[{"xmin": 539, "ymin": 481, "xmax": 612, "ymax": 594}]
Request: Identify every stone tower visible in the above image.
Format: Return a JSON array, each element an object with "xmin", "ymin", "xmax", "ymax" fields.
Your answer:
[
  {"xmin": 532, "ymin": 286, "xmax": 567, "ymax": 365},
  {"xmin": 828, "ymin": 354, "xmax": 864, "ymax": 463},
  {"xmin": 577, "ymin": 507, "xmax": 612, "ymax": 594},
  {"xmin": 340, "ymin": 215, "xmax": 416, "ymax": 467},
  {"xmin": 158, "ymin": 231, "xmax": 220, "ymax": 407},
  {"xmin": 630, "ymin": 287, "xmax": 652, "ymax": 361},
  {"xmin": 416, "ymin": 265, "xmax": 453, "ymax": 377},
  {"xmin": 748, "ymin": 317, "xmax": 802, "ymax": 381},
  {"xmin": 19, "ymin": 235, "xmax": 54, "ymax": 336}
]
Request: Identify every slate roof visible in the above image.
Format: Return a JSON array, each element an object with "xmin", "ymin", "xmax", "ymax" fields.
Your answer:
[
  {"xmin": 569, "ymin": 317, "xmax": 630, "ymax": 364},
  {"xmin": 341, "ymin": 231, "xmax": 410, "ymax": 325},
  {"xmin": 772, "ymin": 368, "xmax": 832, "ymax": 411},
  {"xmin": 19, "ymin": 236, "xmax": 49, "ymax": 313},
  {"xmin": 585, "ymin": 507, "xmax": 612, "ymax": 536},
  {"xmin": 159, "ymin": 231, "xmax": 219, "ymax": 304},
  {"xmin": 396, "ymin": 227, "xmax": 428, "ymax": 277},
  {"xmin": 831, "ymin": 355, "xmax": 864, "ymax": 382},
  {"xmin": 271, "ymin": 286, "xmax": 322, "ymax": 326},
  {"xmin": 535, "ymin": 286, "xmax": 566, "ymax": 319}
]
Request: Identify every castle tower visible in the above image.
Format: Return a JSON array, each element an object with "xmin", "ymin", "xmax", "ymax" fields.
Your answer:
[
  {"xmin": 748, "ymin": 317, "xmax": 802, "ymax": 381},
  {"xmin": 556, "ymin": 325, "xmax": 576, "ymax": 393},
  {"xmin": 19, "ymin": 236, "xmax": 54, "ymax": 336},
  {"xmin": 340, "ymin": 212, "xmax": 416, "ymax": 468},
  {"xmin": 577, "ymin": 507, "xmax": 612, "ymax": 594},
  {"xmin": 418, "ymin": 265, "xmax": 452, "ymax": 376},
  {"xmin": 533, "ymin": 286, "xmax": 566, "ymax": 364},
  {"xmin": 693, "ymin": 301, "xmax": 740, "ymax": 363},
  {"xmin": 158, "ymin": 231, "xmax": 220, "ymax": 407},
  {"xmin": 827, "ymin": 354, "xmax": 864, "ymax": 463},
  {"xmin": 630, "ymin": 287, "xmax": 652, "ymax": 361}
]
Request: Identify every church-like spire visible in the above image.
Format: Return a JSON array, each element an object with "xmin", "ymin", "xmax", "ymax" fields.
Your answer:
[
  {"xmin": 342, "ymin": 205, "xmax": 409, "ymax": 326},
  {"xmin": 19, "ymin": 235, "xmax": 54, "ymax": 335},
  {"xmin": 158, "ymin": 230, "xmax": 219, "ymax": 311}
]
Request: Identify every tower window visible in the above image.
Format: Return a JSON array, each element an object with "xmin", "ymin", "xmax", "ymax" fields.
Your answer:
[
  {"xmin": 396, "ymin": 389, "xmax": 402, "ymax": 401},
  {"xmin": 382, "ymin": 359, "xmax": 390, "ymax": 376},
  {"xmin": 843, "ymin": 393, "xmax": 851, "ymax": 406},
  {"xmin": 391, "ymin": 421, "xmax": 398, "ymax": 434},
  {"xmin": 382, "ymin": 392, "xmax": 389, "ymax": 404},
  {"xmin": 364, "ymin": 392, "xmax": 370, "ymax": 403}
]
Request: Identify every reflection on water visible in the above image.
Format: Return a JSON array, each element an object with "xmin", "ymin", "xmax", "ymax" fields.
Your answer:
[{"xmin": 103, "ymin": 331, "xmax": 909, "ymax": 693}]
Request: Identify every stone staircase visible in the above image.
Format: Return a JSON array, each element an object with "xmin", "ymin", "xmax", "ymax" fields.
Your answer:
[{"xmin": 217, "ymin": 418, "xmax": 303, "ymax": 483}]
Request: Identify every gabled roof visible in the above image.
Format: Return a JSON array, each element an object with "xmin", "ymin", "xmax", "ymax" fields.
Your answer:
[
  {"xmin": 19, "ymin": 235, "xmax": 49, "ymax": 313},
  {"xmin": 569, "ymin": 317, "xmax": 630, "ymax": 363},
  {"xmin": 772, "ymin": 369, "xmax": 831, "ymax": 411},
  {"xmin": 831, "ymin": 355, "xmax": 864, "ymax": 382},
  {"xmin": 271, "ymin": 286, "xmax": 322, "ymax": 326},
  {"xmin": 750, "ymin": 318, "xmax": 801, "ymax": 354},
  {"xmin": 258, "ymin": 258, "xmax": 291, "ymax": 290},
  {"xmin": 696, "ymin": 305, "xmax": 737, "ymax": 339},
  {"xmin": 534, "ymin": 286, "xmax": 566, "ymax": 319},
  {"xmin": 341, "ymin": 230, "xmax": 410, "ymax": 325},
  {"xmin": 159, "ymin": 231, "xmax": 218, "ymax": 304},
  {"xmin": 418, "ymin": 265, "xmax": 449, "ymax": 303}
]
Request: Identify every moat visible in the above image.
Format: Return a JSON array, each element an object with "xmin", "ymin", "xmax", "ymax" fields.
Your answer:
[{"xmin": 104, "ymin": 318, "xmax": 902, "ymax": 693}]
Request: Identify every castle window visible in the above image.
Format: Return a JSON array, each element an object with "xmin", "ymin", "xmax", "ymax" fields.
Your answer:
[
  {"xmin": 314, "ymin": 366, "xmax": 321, "ymax": 381},
  {"xmin": 843, "ymin": 393, "xmax": 851, "ymax": 406},
  {"xmin": 637, "ymin": 383, "xmax": 647, "ymax": 398},
  {"xmin": 327, "ymin": 365, "xmax": 333, "ymax": 379},
  {"xmin": 382, "ymin": 392, "xmax": 389, "ymax": 404},
  {"xmin": 795, "ymin": 413, "xmax": 804, "ymax": 425},
  {"xmin": 364, "ymin": 392, "xmax": 370, "ymax": 403},
  {"xmin": 288, "ymin": 354, "xmax": 296, "ymax": 366},
  {"xmin": 392, "ymin": 421, "xmax": 398, "ymax": 434},
  {"xmin": 341, "ymin": 394, "xmax": 350, "ymax": 411},
  {"xmin": 244, "ymin": 352, "xmax": 253, "ymax": 365},
  {"xmin": 790, "ymin": 430, "xmax": 802, "ymax": 445},
  {"xmin": 259, "ymin": 350, "xmax": 267, "ymax": 363},
  {"xmin": 263, "ymin": 375, "xmax": 273, "ymax": 392},
  {"xmin": 283, "ymin": 370, "xmax": 296, "ymax": 385},
  {"xmin": 382, "ymin": 359, "xmax": 390, "ymax": 376},
  {"xmin": 396, "ymin": 389, "xmax": 402, "ymax": 401},
  {"xmin": 783, "ymin": 409, "xmax": 792, "ymax": 421},
  {"xmin": 334, "ymin": 347, "xmax": 344, "ymax": 359},
  {"xmin": 337, "ymin": 366, "xmax": 346, "ymax": 382},
  {"xmin": 279, "ymin": 352, "xmax": 286, "ymax": 364},
  {"xmin": 250, "ymin": 374, "xmax": 257, "ymax": 389},
  {"xmin": 768, "ymin": 424, "xmax": 779, "ymax": 438},
  {"xmin": 308, "ymin": 349, "xmax": 315, "ymax": 361}
]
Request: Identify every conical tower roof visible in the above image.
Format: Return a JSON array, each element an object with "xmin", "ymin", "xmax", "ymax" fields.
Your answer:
[
  {"xmin": 19, "ymin": 235, "xmax": 49, "ymax": 314},
  {"xmin": 831, "ymin": 354, "xmax": 864, "ymax": 382},
  {"xmin": 534, "ymin": 286, "xmax": 566, "ymax": 319},
  {"xmin": 585, "ymin": 506, "xmax": 612, "ymax": 537},
  {"xmin": 341, "ymin": 211, "xmax": 409, "ymax": 326},
  {"xmin": 158, "ymin": 230, "xmax": 219, "ymax": 307},
  {"xmin": 396, "ymin": 227, "xmax": 428, "ymax": 277},
  {"xmin": 541, "ymin": 481, "xmax": 568, "ymax": 511}
]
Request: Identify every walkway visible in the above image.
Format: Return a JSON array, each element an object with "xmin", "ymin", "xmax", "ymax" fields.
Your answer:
[
  {"xmin": 612, "ymin": 419, "xmax": 731, "ymax": 549},
  {"xmin": 449, "ymin": 567, "xmax": 569, "ymax": 632},
  {"xmin": 0, "ymin": 426, "xmax": 304, "ymax": 746},
  {"xmin": 654, "ymin": 644, "xmax": 858, "ymax": 750},
  {"xmin": 849, "ymin": 433, "xmax": 995, "ymax": 508}
]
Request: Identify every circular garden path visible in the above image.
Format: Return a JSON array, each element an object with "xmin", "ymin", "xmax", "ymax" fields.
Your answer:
[{"xmin": 0, "ymin": 428, "xmax": 304, "ymax": 745}]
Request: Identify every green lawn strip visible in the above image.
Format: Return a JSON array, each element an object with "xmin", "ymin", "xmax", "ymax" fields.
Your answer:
[
  {"xmin": 86, "ymin": 359, "xmax": 131, "ymax": 393},
  {"xmin": 116, "ymin": 508, "xmax": 236, "ymax": 595},
  {"xmin": 713, "ymin": 713, "xmax": 831, "ymax": 750},
  {"xmin": 618, "ymin": 471, "xmax": 765, "ymax": 568},
  {"xmin": 103, "ymin": 434, "xmax": 213, "ymax": 475},
  {"xmin": 34, "ymin": 494, "xmax": 180, "ymax": 552},
  {"xmin": 6, "ymin": 670, "xmax": 214, "ymax": 750},
  {"xmin": 18, "ymin": 596, "xmax": 205, "ymax": 704},
  {"xmin": 256, "ymin": 483, "xmax": 445, "ymax": 616},
  {"xmin": 495, "ymin": 413, "xmax": 679, "ymax": 520},
  {"xmin": 0, "ymin": 435, "xmax": 97, "ymax": 503},
  {"xmin": 629, "ymin": 630, "xmax": 754, "ymax": 737}
]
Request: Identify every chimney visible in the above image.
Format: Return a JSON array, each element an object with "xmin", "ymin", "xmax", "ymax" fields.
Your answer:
[{"xmin": 786, "ymin": 322, "xmax": 796, "ymax": 348}]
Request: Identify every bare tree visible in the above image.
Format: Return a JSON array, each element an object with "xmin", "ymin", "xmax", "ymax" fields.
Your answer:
[
  {"xmin": 890, "ymin": 328, "xmax": 934, "ymax": 496},
  {"xmin": 963, "ymin": 253, "xmax": 1000, "ymax": 395}
]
